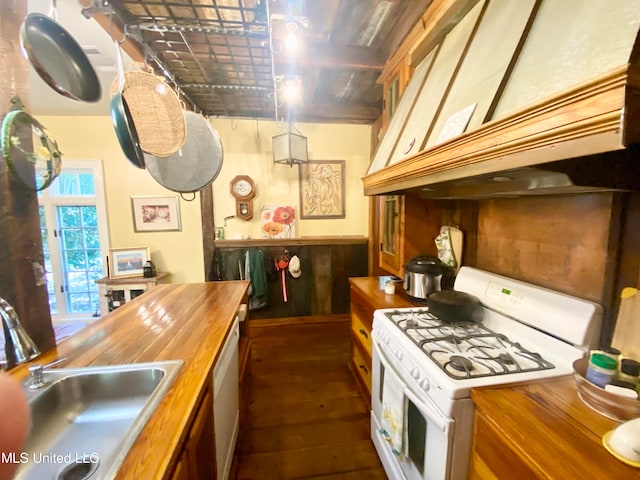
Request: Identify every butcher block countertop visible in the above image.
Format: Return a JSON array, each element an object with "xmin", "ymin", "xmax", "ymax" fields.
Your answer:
[
  {"xmin": 348, "ymin": 276, "xmax": 421, "ymax": 309},
  {"xmin": 470, "ymin": 376, "xmax": 640, "ymax": 478},
  {"xmin": 10, "ymin": 280, "xmax": 249, "ymax": 480}
]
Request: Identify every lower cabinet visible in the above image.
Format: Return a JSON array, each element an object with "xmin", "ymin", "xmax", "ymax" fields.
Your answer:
[
  {"xmin": 171, "ymin": 388, "xmax": 216, "ymax": 480},
  {"xmin": 351, "ymin": 340, "xmax": 372, "ymax": 395},
  {"xmin": 348, "ymin": 278, "xmax": 416, "ymax": 405},
  {"xmin": 349, "ymin": 286, "xmax": 375, "ymax": 402},
  {"xmin": 95, "ymin": 273, "xmax": 170, "ymax": 315},
  {"xmin": 468, "ymin": 409, "xmax": 531, "ymax": 479}
]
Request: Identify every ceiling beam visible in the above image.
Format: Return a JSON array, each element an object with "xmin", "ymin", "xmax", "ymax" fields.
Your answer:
[
  {"xmin": 293, "ymin": 103, "xmax": 380, "ymax": 124},
  {"xmin": 274, "ymin": 43, "xmax": 384, "ymax": 71}
]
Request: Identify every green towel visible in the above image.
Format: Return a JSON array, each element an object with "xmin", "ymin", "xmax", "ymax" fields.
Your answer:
[{"xmin": 247, "ymin": 248, "xmax": 267, "ymax": 310}]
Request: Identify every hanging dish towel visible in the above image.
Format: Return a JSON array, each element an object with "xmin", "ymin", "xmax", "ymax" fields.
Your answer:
[
  {"xmin": 247, "ymin": 249, "xmax": 268, "ymax": 310},
  {"xmin": 380, "ymin": 364, "xmax": 406, "ymax": 459},
  {"xmin": 435, "ymin": 225, "xmax": 464, "ymax": 272}
]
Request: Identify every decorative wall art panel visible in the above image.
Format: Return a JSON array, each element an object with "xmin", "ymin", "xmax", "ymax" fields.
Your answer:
[{"xmin": 299, "ymin": 160, "xmax": 345, "ymax": 219}]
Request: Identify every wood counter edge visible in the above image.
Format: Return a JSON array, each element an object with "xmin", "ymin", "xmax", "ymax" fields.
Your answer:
[{"xmin": 9, "ymin": 280, "xmax": 250, "ymax": 480}]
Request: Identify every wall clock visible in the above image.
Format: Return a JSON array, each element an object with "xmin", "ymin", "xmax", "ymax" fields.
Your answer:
[{"xmin": 230, "ymin": 175, "xmax": 256, "ymax": 220}]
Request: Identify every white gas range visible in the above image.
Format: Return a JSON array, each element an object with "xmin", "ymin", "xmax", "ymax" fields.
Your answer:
[{"xmin": 370, "ymin": 267, "xmax": 602, "ymax": 480}]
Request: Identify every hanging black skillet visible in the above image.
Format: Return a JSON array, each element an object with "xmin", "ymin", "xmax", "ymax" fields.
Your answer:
[
  {"xmin": 110, "ymin": 40, "xmax": 144, "ymax": 169},
  {"xmin": 20, "ymin": 1, "xmax": 101, "ymax": 103}
]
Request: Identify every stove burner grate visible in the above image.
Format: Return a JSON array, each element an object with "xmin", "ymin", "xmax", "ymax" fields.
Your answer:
[{"xmin": 384, "ymin": 309, "xmax": 555, "ymax": 380}]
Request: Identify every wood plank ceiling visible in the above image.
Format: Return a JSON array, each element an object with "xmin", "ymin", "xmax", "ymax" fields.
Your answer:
[{"xmin": 89, "ymin": 0, "xmax": 431, "ymax": 123}]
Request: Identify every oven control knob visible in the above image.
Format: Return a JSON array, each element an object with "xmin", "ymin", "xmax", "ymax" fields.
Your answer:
[
  {"xmin": 420, "ymin": 378, "xmax": 430, "ymax": 391},
  {"xmin": 410, "ymin": 368, "xmax": 420, "ymax": 380},
  {"xmin": 381, "ymin": 332, "xmax": 389, "ymax": 344},
  {"xmin": 395, "ymin": 350, "xmax": 403, "ymax": 360}
]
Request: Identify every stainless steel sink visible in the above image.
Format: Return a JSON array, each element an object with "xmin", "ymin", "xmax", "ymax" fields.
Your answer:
[{"xmin": 15, "ymin": 360, "xmax": 183, "ymax": 480}]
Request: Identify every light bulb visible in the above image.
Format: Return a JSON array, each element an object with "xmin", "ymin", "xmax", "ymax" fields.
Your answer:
[
  {"xmin": 282, "ymin": 80, "xmax": 301, "ymax": 103},
  {"xmin": 284, "ymin": 32, "xmax": 298, "ymax": 53}
]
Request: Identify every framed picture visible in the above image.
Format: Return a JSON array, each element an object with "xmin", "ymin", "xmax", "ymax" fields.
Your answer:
[
  {"xmin": 108, "ymin": 247, "xmax": 150, "ymax": 278},
  {"xmin": 298, "ymin": 160, "xmax": 346, "ymax": 219},
  {"xmin": 261, "ymin": 205, "xmax": 296, "ymax": 238},
  {"xmin": 131, "ymin": 195, "xmax": 181, "ymax": 232}
]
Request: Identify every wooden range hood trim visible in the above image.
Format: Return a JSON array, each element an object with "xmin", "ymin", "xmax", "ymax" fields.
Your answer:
[{"xmin": 363, "ymin": 64, "xmax": 639, "ymax": 196}]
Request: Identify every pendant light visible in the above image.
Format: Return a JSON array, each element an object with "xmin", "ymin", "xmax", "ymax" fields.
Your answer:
[{"xmin": 272, "ymin": 120, "xmax": 308, "ymax": 167}]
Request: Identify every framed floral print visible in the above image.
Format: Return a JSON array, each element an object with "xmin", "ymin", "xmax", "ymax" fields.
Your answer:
[{"xmin": 261, "ymin": 205, "xmax": 296, "ymax": 238}]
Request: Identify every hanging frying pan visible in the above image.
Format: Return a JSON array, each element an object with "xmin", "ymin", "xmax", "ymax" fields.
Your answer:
[
  {"xmin": 144, "ymin": 111, "xmax": 223, "ymax": 196},
  {"xmin": 1, "ymin": 98, "xmax": 61, "ymax": 191},
  {"xmin": 20, "ymin": 1, "xmax": 101, "ymax": 103},
  {"xmin": 110, "ymin": 41, "xmax": 144, "ymax": 169}
]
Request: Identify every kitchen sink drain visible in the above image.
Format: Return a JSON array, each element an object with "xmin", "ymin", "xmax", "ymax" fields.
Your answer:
[{"xmin": 57, "ymin": 456, "xmax": 99, "ymax": 480}]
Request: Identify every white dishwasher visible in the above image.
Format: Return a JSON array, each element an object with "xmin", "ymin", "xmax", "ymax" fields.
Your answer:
[{"xmin": 213, "ymin": 314, "xmax": 240, "ymax": 480}]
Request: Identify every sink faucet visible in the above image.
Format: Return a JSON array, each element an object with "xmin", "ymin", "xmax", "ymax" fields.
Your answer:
[{"xmin": 0, "ymin": 297, "xmax": 40, "ymax": 370}]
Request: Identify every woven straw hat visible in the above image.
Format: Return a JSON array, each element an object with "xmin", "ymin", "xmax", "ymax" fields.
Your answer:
[
  {"xmin": 288, "ymin": 255, "xmax": 302, "ymax": 278},
  {"xmin": 111, "ymin": 65, "xmax": 186, "ymax": 157}
]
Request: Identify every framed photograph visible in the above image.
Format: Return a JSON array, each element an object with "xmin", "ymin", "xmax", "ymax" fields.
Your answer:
[
  {"xmin": 131, "ymin": 195, "xmax": 181, "ymax": 232},
  {"xmin": 108, "ymin": 247, "xmax": 150, "ymax": 279},
  {"xmin": 298, "ymin": 160, "xmax": 346, "ymax": 219}
]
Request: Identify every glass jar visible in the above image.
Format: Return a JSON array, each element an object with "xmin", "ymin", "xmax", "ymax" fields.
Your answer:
[
  {"xmin": 600, "ymin": 346, "xmax": 621, "ymax": 362},
  {"xmin": 143, "ymin": 260, "xmax": 156, "ymax": 278},
  {"xmin": 585, "ymin": 352, "xmax": 617, "ymax": 388},
  {"xmin": 619, "ymin": 358, "xmax": 640, "ymax": 387},
  {"xmin": 384, "ymin": 281, "xmax": 396, "ymax": 295}
]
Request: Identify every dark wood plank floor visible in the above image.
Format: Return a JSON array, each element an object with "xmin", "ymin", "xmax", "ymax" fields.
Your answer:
[{"xmin": 236, "ymin": 318, "xmax": 387, "ymax": 479}]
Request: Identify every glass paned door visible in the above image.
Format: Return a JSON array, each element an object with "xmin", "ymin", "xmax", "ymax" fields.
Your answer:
[
  {"xmin": 39, "ymin": 206, "xmax": 57, "ymax": 314},
  {"xmin": 57, "ymin": 205, "xmax": 103, "ymax": 314},
  {"xmin": 37, "ymin": 160, "xmax": 109, "ymax": 320}
]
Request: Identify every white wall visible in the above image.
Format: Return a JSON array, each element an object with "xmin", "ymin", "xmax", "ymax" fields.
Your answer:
[{"xmin": 210, "ymin": 118, "xmax": 371, "ymax": 239}]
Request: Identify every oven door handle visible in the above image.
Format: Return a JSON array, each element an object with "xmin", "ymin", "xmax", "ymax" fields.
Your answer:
[{"xmin": 374, "ymin": 336, "xmax": 452, "ymax": 434}]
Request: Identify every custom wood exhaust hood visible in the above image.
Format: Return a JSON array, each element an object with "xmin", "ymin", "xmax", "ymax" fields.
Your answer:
[{"xmin": 363, "ymin": 0, "xmax": 640, "ymax": 198}]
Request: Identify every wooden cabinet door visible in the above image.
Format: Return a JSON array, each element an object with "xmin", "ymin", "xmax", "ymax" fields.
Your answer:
[
  {"xmin": 170, "ymin": 449, "xmax": 191, "ymax": 480},
  {"xmin": 188, "ymin": 389, "xmax": 216, "ymax": 479},
  {"xmin": 351, "ymin": 340, "xmax": 372, "ymax": 397},
  {"xmin": 173, "ymin": 388, "xmax": 216, "ymax": 480},
  {"xmin": 379, "ymin": 195, "xmax": 404, "ymax": 275}
]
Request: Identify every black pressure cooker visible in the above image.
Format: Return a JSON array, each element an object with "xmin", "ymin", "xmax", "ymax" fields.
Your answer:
[{"xmin": 403, "ymin": 255, "xmax": 452, "ymax": 302}]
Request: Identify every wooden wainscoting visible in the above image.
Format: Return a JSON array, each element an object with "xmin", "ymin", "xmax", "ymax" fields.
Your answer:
[
  {"xmin": 213, "ymin": 238, "xmax": 368, "ymax": 319},
  {"xmin": 235, "ymin": 316, "xmax": 386, "ymax": 479}
]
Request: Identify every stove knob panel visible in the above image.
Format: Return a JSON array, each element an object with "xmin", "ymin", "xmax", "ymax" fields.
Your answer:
[
  {"xmin": 410, "ymin": 367, "xmax": 420, "ymax": 380},
  {"xmin": 419, "ymin": 378, "xmax": 430, "ymax": 391},
  {"xmin": 395, "ymin": 350, "xmax": 403, "ymax": 361}
]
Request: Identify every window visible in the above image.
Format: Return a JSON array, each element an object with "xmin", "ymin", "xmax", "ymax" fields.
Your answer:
[
  {"xmin": 385, "ymin": 76, "xmax": 400, "ymax": 123},
  {"xmin": 38, "ymin": 160, "xmax": 109, "ymax": 320}
]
